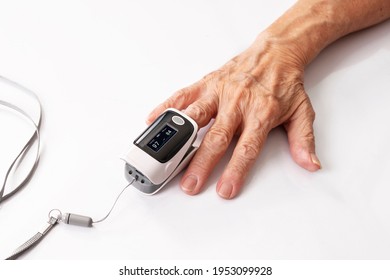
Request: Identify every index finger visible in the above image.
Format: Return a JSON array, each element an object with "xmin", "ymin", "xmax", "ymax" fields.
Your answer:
[{"xmin": 146, "ymin": 83, "xmax": 203, "ymax": 125}]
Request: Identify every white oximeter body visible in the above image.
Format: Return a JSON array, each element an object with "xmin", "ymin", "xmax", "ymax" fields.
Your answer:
[{"xmin": 123, "ymin": 108, "xmax": 198, "ymax": 195}]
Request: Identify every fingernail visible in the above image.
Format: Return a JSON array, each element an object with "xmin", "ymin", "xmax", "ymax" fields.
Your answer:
[
  {"xmin": 181, "ymin": 175, "xmax": 198, "ymax": 193},
  {"xmin": 310, "ymin": 153, "xmax": 322, "ymax": 169},
  {"xmin": 218, "ymin": 182, "xmax": 233, "ymax": 199}
]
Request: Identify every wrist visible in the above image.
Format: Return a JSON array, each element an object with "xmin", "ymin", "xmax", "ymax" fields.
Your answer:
[
  {"xmin": 254, "ymin": 0, "xmax": 390, "ymax": 67},
  {"xmin": 253, "ymin": 1, "xmax": 347, "ymax": 66}
]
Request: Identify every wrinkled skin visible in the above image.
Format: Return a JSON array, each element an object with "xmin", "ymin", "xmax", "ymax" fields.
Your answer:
[
  {"xmin": 147, "ymin": 33, "xmax": 321, "ymax": 199},
  {"xmin": 146, "ymin": 0, "xmax": 390, "ymax": 199}
]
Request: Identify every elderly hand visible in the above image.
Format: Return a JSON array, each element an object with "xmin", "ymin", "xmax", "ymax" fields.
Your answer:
[
  {"xmin": 147, "ymin": 32, "xmax": 321, "ymax": 199},
  {"xmin": 146, "ymin": 0, "xmax": 390, "ymax": 199}
]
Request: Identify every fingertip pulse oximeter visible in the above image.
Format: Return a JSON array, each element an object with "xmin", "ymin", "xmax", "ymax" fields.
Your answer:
[{"xmin": 123, "ymin": 108, "xmax": 198, "ymax": 195}]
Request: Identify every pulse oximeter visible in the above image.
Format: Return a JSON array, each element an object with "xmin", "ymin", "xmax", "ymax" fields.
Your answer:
[{"xmin": 123, "ymin": 108, "xmax": 198, "ymax": 195}]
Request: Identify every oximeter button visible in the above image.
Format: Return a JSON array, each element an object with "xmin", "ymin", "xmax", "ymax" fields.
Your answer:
[{"xmin": 172, "ymin": 115, "xmax": 185, "ymax": 125}]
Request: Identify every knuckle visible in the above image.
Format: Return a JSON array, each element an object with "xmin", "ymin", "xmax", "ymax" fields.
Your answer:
[
  {"xmin": 187, "ymin": 103, "xmax": 209, "ymax": 122},
  {"xmin": 204, "ymin": 126, "xmax": 231, "ymax": 153},
  {"xmin": 265, "ymin": 96, "xmax": 282, "ymax": 115},
  {"xmin": 308, "ymin": 133, "xmax": 315, "ymax": 143},
  {"xmin": 171, "ymin": 88, "xmax": 190, "ymax": 105},
  {"xmin": 247, "ymin": 118, "xmax": 265, "ymax": 133},
  {"xmin": 307, "ymin": 106, "xmax": 316, "ymax": 122},
  {"xmin": 296, "ymin": 89, "xmax": 315, "ymax": 119},
  {"xmin": 299, "ymin": 100, "xmax": 316, "ymax": 124},
  {"xmin": 237, "ymin": 139, "xmax": 260, "ymax": 162},
  {"xmin": 254, "ymin": 96, "xmax": 281, "ymax": 129},
  {"xmin": 229, "ymin": 139, "xmax": 263, "ymax": 178},
  {"xmin": 302, "ymin": 130, "xmax": 315, "ymax": 143}
]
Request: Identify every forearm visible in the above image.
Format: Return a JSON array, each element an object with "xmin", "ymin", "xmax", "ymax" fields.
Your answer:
[{"xmin": 255, "ymin": 0, "xmax": 390, "ymax": 66}]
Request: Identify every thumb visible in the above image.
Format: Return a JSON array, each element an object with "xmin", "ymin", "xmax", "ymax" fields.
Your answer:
[{"xmin": 284, "ymin": 97, "xmax": 321, "ymax": 172}]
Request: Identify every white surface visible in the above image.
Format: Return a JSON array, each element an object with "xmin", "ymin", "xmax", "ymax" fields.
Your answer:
[{"xmin": 0, "ymin": 0, "xmax": 389, "ymax": 260}]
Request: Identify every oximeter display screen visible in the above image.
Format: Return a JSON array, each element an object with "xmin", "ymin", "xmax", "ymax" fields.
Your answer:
[
  {"xmin": 147, "ymin": 124, "xmax": 177, "ymax": 152},
  {"xmin": 134, "ymin": 110, "xmax": 194, "ymax": 163}
]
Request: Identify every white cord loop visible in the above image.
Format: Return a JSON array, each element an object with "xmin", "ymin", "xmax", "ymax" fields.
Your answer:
[
  {"xmin": 0, "ymin": 75, "xmax": 42, "ymax": 204},
  {"xmin": 1, "ymin": 75, "xmax": 137, "ymax": 259}
]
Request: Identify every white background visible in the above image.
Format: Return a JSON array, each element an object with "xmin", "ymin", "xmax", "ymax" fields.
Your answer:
[{"xmin": 0, "ymin": 0, "xmax": 389, "ymax": 260}]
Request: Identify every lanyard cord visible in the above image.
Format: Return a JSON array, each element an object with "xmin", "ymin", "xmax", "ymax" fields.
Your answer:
[
  {"xmin": 0, "ymin": 75, "xmax": 42, "ymax": 205},
  {"xmin": 1, "ymin": 75, "xmax": 138, "ymax": 259}
]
